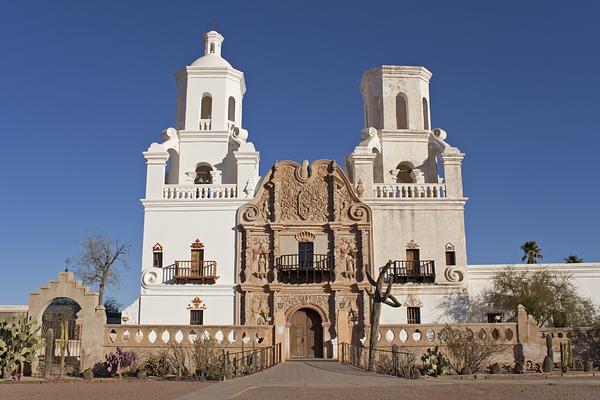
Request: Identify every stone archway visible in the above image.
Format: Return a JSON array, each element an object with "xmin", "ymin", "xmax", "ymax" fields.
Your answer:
[
  {"xmin": 28, "ymin": 272, "xmax": 106, "ymax": 373},
  {"xmin": 279, "ymin": 301, "xmax": 332, "ymax": 360}
]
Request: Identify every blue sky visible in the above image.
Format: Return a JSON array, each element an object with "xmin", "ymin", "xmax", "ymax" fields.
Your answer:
[{"xmin": 1, "ymin": 1, "xmax": 599, "ymax": 307}]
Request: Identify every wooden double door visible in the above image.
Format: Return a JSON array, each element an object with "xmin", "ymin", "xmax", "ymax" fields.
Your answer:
[{"xmin": 290, "ymin": 308, "xmax": 323, "ymax": 358}]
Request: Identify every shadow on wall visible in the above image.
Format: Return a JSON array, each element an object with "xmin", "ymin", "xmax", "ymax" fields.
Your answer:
[{"xmin": 436, "ymin": 291, "xmax": 492, "ymax": 323}]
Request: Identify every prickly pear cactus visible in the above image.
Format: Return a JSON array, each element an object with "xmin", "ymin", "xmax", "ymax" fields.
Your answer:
[{"xmin": 421, "ymin": 347, "xmax": 450, "ymax": 377}]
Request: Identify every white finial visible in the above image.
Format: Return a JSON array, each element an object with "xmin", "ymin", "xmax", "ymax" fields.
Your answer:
[{"xmin": 204, "ymin": 31, "xmax": 224, "ymax": 57}]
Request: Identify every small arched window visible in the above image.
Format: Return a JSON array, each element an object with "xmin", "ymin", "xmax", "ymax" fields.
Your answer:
[
  {"xmin": 396, "ymin": 162, "xmax": 415, "ymax": 183},
  {"xmin": 201, "ymin": 95, "xmax": 212, "ymax": 119},
  {"xmin": 396, "ymin": 93, "xmax": 408, "ymax": 129},
  {"xmin": 422, "ymin": 97, "xmax": 430, "ymax": 130},
  {"xmin": 228, "ymin": 97, "xmax": 236, "ymax": 122},
  {"xmin": 194, "ymin": 164, "xmax": 213, "ymax": 184}
]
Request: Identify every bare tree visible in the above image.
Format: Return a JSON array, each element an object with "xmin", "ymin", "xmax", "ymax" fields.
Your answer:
[
  {"xmin": 73, "ymin": 235, "xmax": 130, "ymax": 305},
  {"xmin": 365, "ymin": 261, "xmax": 401, "ymax": 371},
  {"xmin": 443, "ymin": 324, "xmax": 510, "ymax": 374}
]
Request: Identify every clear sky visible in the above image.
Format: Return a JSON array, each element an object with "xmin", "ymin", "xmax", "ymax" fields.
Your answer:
[{"xmin": 1, "ymin": 1, "xmax": 599, "ymax": 307}]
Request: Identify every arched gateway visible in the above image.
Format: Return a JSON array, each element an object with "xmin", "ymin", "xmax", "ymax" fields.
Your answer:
[
  {"xmin": 28, "ymin": 272, "xmax": 106, "ymax": 373},
  {"xmin": 236, "ymin": 160, "xmax": 373, "ymax": 359}
]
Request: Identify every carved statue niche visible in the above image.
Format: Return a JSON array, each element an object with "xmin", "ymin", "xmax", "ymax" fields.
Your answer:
[
  {"xmin": 251, "ymin": 237, "xmax": 271, "ymax": 281},
  {"xmin": 246, "ymin": 293, "xmax": 271, "ymax": 325},
  {"xmin": 338, "ymin": 236, "xmax": 358, "ymax": 280},
  {"xmin": 333, "ymin": 181, "xmax": 351, "ymax": 222}
]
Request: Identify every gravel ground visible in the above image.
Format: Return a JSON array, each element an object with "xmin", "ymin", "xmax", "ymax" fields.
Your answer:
[
  {"xmin": 0, "ymin": 380, "xmax": 210, "ymax": 400},
  {"xmin": 234, "ymin": 379, "xmax": 600, "ymax": 400}
]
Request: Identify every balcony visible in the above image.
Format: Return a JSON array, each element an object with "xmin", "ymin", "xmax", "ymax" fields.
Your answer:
[
  {"xmin": 174, "ymin": 260, "xmax": 218, "ymax": 284},
  {"xmin": 382, "ymin": 260, "xmax": 435, "ymax": 284},
  {"xmin": 276, "ymin": 254, "xmax": 333, "ymax": 284},
  {"xmin": 371, "ymin": 183, "xmax": 446, "ymax": 199},
  {"xmin": 163, "ymin": 184, "xmax": 238, "ymax": 200}
]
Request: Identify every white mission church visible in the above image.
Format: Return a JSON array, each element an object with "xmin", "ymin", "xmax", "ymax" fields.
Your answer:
[{"xmin": 122, "ymin": 31, "xmax": 600, "ymax": 358}]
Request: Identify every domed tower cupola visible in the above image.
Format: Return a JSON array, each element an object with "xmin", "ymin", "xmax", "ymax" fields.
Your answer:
[
  {"xmin": 203, "ymin": 30, "xmax": 224, "ymax": 57},
  {"xmin": 174, "ymin": 30, "xmax": 246, "ymax": 133},
  {"xmin": 156, "ymin": 30, "xmax": 258, "ymax": 190}
]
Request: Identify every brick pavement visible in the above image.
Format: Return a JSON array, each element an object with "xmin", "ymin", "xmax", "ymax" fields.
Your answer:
[
  {"xmin": 177, "ymin": 360, "xmax": 404, "ymax": 399},
  {"xmin": 178, "ymin": 360, "xmax": 600, "ymax": 400}
]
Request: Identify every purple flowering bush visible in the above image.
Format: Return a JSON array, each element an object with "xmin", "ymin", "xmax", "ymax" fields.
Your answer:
[{"xmin": 104, "ymin": 347, "xmax": 135, "ymax": 377}]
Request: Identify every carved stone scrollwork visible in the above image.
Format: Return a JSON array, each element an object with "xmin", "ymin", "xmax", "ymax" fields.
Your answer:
[
  {"xmin": 405, "ymin": 295, "xmax": 423, "ymax": 308},
  {"xmin": 348, "ymin": 204, "xmax": 369, "ymax": 222},
  {"xmin": 444, "ymin": 266, "xmax": 464, "ymax": 283},
  {"xmin": 241, "ymin": 204, "xmax": 260, "ymax": 223},
  {"xmin": 141, "ymin": 269, "xmax": 160, "ymax": 287},
  {"xmin": 294, "ymin": 231, "xmax": 315, "ymax": 242},
  {"xmin": 278, "ymin": 294, "xmax": 330, "ymax": 315},
  {"xmin": 406, "ymin": 240, "xmax": 419, "ymax": 249},
  {"xmin": 246, "ymin": 293, "xmax": 271, "ymax": 325}
]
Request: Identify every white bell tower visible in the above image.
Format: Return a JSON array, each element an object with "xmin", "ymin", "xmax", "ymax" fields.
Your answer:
[
  {"xmin": 143, "ymin": 30, "xmax": 259, "ymax": 197},
  {"xmin": 347, "ymin": 65, "xmax": 464, "ymax": 198}
]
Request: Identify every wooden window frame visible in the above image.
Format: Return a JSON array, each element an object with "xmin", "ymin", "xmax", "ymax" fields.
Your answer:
[
  {"xmin": 445, "ymin": 250, "xmax": 456, "ymax": 266},
  {"xmin": 407, "ymin": 306, "xmax": 421, "ymax": 324},
  {"xmin": 190, "ymin": 309, "xmax": 204, "ymax": 326}
]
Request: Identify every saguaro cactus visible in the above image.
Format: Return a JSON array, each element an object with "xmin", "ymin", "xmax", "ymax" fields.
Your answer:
[
  {"xmin": 542, "ymin": 334, "xmax": 553, "ymax": 372},
  {"xmin": 58, "ymin": 320, "xmax": 69, "ymax": 378},
  {"xmin": 43, "ymin": 328, "xmax": 54, "ymax": 379},
  {"xmin": 560, "ymin": 341, "xmax": 572, "ymax": 373},
  {"xmin": 366, "ymin": 261, "xmax": 401, "ymax": 371}
]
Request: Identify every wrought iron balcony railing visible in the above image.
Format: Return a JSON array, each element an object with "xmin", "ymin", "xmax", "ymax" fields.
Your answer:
[
  {"xmin": 174, "ymin": 260, "xmax": 218, "ymax": 284},
  {"xmin": 276, "ymin": 254, "xmax": 333, "ymax": 284},
  {"xmin": 381, "ymin": 260, "xmax": 435, "ymax": 284}
]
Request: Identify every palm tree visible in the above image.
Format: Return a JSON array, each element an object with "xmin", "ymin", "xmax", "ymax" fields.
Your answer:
[
  {"xmin": 564, "ymin": 254, "xmax": 583, "ymax": 263},
  {"xmin": 521, "ymin": 241, "xmax": 543, "ymax": 264}
]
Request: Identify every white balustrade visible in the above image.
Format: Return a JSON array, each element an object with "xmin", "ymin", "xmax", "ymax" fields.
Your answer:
[
  {"xmin": 371, "ymin": 183, "xmax": 447, "ymax": 199},
  {"xmin": 104, "ymin": 325, "xmax": 273, "ymax": 348},
  {"xmin": 163, "ymin": 184, "xmax": 238, "ymax": 200},
  {"xmin": 199, "ymin": 119, "xmax": 212, "ymax": 130}
]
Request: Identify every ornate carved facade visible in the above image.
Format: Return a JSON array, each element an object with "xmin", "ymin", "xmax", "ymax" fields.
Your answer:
[{"xmin": 236, "ymin": 160, "xmax": 373, "ymax": 337}]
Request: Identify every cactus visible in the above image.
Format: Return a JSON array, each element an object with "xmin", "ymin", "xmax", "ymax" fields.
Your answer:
[
  {"xmin": 391, "ymin": 344, "xmax": 400, "ymax": 376},
  {"xmin": 58, "ymin": 319, "xmax": 69, "ymax": 378},
  {"xmin": 560, "ymin": 342, "xmax": 572, "ymax": 373},
  {"xmin": 421, "ymin": 347, "xmax": 451, "ymax": 376},
  {"xmin": 513, "ymin": 343, "xmax": 525, "ymax": 374},
  {"xmin": 0, "ymin": 316, "xmax": 42, "ymax": 379},
  {"xmin": 542, "ymin": 334, "xmax": 553, "ymax": 372},
  {"xmin": 43, "ymin": 328, "xmax": 54, "ymax": 378},
  {"xmin": 365, "ymin": 261, "xmax": 401, "ymax": 372}
]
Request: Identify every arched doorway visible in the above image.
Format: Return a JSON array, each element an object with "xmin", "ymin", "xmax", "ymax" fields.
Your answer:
[
  {"xmin": 41, "ymin": 297, "xmax": 82, "ymax": 376},
  {"xmin": 289, "ymin": 308, "xmax": 323, "ymax": 358}
]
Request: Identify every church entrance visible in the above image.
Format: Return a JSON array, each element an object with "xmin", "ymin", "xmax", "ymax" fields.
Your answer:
[{"xmin": 289, "ymin": 308, "xmax": 323, "ymax": 358}]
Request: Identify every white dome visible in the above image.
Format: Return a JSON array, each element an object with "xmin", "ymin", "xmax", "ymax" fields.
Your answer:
[{"xmin": 191, "ymin": 54, "xmax": 232, "ymax": 68}]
